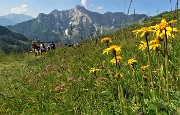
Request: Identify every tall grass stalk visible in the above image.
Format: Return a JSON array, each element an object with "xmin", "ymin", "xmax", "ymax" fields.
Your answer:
[{"xmin": 118, "ymin": 84, "xmax": 125, "ymax": 114}]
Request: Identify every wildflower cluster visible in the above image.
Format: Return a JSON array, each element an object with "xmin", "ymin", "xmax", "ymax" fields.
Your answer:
[
  {"xmin": 102, "ymin": 40, "xmax": 122, "ymax": 66},
  {"xmin": 96, "ymin": 37, "xmax": 124, "ymax": 78},
  {"xmin": 149, "ymin": 19, "xmax": 178, "ymax": 39},
  {"xmin": 110, "ymin": 56, "xmax": 122, "ymax": 65},
  {"xmin": 138, "ymin": 39, "xmax": 161, "ymax": 51},
  {"xmin": 132, "ymin": 18, "xmax": 179, "ymax": 94},
  {"xmin": 133, "ymin": 19, "xmax": 178, "ymax": 52}
]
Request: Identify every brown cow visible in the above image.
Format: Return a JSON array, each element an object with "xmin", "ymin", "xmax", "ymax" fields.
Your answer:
[{"xmin": 31, "ymin": 41, "xmax": 40, "ymax": 56}]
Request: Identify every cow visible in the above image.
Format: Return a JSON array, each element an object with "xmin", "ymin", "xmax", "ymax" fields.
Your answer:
[
  {"xmin": 31, "ymin": 41, "xmax": 41, "ymax": 56},
  {"xmin": 39, "ymin": 42, "xmax": 47, "ymax": 55}
]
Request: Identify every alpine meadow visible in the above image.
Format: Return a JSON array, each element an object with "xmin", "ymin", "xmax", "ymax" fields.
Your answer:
[{"xmin": 0, "ymin": 1, "xmax": 180, "ymax": 115}]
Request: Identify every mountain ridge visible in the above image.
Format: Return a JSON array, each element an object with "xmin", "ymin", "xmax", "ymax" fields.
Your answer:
[
  {"xmin": 8, "ymin": 5, "xmax": 148, "ymax": 44},
  {"xmin": 0, "ymin": 13, "xmax": 34, "ymax": 26}
]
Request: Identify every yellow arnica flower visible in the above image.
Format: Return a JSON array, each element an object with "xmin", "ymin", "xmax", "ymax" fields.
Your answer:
[
  {"xmin": 110, "ymin": 56, "xmax": 122, "ymax": 65},
  {"xmin": 138, "ymin": 41, "xmax": 147, "ymax": 51},
  {"xmin": 89, "ymin": 67, "xmax": 101, "ymax": 74},
  {"xmin": 132, "ymin": 27, "xmax": 149, "ymax": 38},
  {"xmin": 138, "ymin": 39, "xmax": 161, "ymax": 51},
  {"xmin": 114, "ymin": 72, "xmax": 123, "ymax": 78},
  {"xmin": 166, "ymin": 27, "xmax": 178, "ymax": 38},
  {"xmin": 102, "ymin": 45, "xmax": 121, "ymax": 55},
  {"xmin": 149, "ymin": 19, "xmax": 178, "ymax": 39},
  {"xmin": 155, "ymin": 27, "xmax": 178, "ymax": 39},
  {"xmin": 128, "ymin": 58, "xmax": 138, "ymax": 68},
  {"xmin": 149, "ymin": 39, "xmax": 161, "ymax": 51},
  {"xmin": 157, "ymin": 19, "xmax": 168, "ymax": 30},
  {"xmin": 101, "ymin": 37, "xmax": 112, "ymax": 43},
  {"xmin": 140, "ymin": 64, "xmax": 149, "ymax": 71},
  {"xmin": 169, "ymin": 20, "xmax": 177, "ymax": 23}
]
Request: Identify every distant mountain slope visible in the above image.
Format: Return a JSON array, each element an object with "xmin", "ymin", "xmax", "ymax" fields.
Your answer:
[
  {"xmin": 0, "ymin": 25, "xmax": 31, "ymax": 53},
  {"xmin": 0, "ymin": 18, "xmax": 15, "ymax": 26},
  {"xmin": 0, "ymin": 13, "xmax": 34, "ymax": 26},
  {"xmin": 8, "ymin": 5, "xmax": 148, "ymax": 44}
]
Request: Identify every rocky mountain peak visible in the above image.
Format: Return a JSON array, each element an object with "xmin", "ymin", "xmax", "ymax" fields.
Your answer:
[
  {"xmin": 50, "ymin": 9, "xmax": 59, "ymax": 14},
  {"xmin": 8, "ymin": 6, "xmax": 149, "ymax": 44},
  {"xmin": 75, "ymin": 5, "xmax": 87, "ymax": 10},
  {"xmin": 72, "ymin": 5, "xmax": 89, "ymax": 14},
  {"xmin": 37, "ymin": 13, "xmax": 47, "ymax": 23}
]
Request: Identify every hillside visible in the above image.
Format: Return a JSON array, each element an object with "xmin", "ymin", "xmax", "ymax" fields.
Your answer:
[
  {"xmin": 0, "ymin": 25, "xmax": 31, "ymax": 53},
  {"xmin": 7, "ymin": 5, "xmax": 148, "ymax": 44},
  {"xmin": 0, "ymin": 9, "xmax": 180, "ymax": 114},
  {"xmin": 0, "ymin": 18, "xmax": 15, "ymax": 26},
  {"xmin": 0, "ymin": 13, "xmax": 34, "ymax": 26}
]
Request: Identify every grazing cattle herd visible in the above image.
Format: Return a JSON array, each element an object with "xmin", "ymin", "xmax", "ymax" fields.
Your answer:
[
  {"xmin": 31, "ymin": 40, "xmax": 82, "ymax": 56},
  {"xmin": 31, "ymin": 40, "xmax": 64, "ymax": 56}
]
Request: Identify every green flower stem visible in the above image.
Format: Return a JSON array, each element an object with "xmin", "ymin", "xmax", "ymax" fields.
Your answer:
[
  {"xmin": 145, "ymin": 36, "xmax": 154, "ymax": 89},
  {"xmin": 157, "ymin": 53, "xmax": 162, "ymax": 95},
  {"xmin": 113, "ymin": 51, "xmax": 120, "ymax": 74},
  {"xmin": 160, "ymin": 42, "xmax": 166, "ymax": 95},
  {"xmin": 106, "ymin": 41, "xmax": 109, "ymax": 47},
  {"xmin": 170, "ymin": 24, "xmax": 175, "ymax": 90},
  {"xmin": 114, "ymin": 51, "xmax": 118, "ymax": 69},
  {"xmin": 164, "ymin": 29, "xmax": 169, "ymax": 103}
]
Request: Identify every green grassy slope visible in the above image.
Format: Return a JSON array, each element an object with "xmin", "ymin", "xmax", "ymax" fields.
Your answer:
[
  {"xmin": 0, "ymin": 25, "xmax": 31, "ymax": 54},
  {"xmin": 0, "ymin": 10, "xmax": 180, "ymax": 114}
]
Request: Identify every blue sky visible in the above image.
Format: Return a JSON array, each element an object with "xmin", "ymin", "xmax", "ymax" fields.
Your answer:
[{"xmin": 0, "ymin": 0, "xmax": 179, "ymax": 17}]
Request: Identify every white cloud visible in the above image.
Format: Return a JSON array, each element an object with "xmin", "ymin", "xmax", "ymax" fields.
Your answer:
[
  {"xmin": 97, "ymin": 6, "xmax": 103, "ymax": 10},
  {"xmin": 81, "ymin": 0, "xmax": 87, "ymax": 9},
  {"xmin": 11, "ymin": 4, "xmax": 28, "ymax": 14}
]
